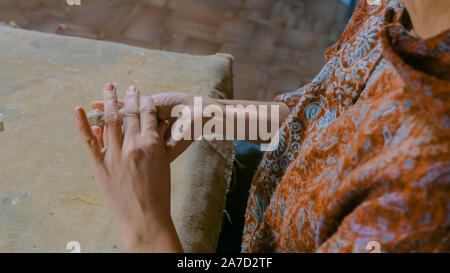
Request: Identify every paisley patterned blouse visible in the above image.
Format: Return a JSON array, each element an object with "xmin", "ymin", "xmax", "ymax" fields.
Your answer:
[{"xmin": 242, "ymin": 0, "xmax": 449, "ymax": 253}]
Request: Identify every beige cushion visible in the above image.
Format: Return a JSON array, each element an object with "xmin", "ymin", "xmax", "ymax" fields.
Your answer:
[{"xmin": 0, "ymin": 26, "xmax": 235, "ymax": 253}]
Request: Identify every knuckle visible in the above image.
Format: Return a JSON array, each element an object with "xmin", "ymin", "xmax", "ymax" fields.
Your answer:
[
  {"xmin": 123, "ymin": 138, "xmax": 163, "ymax": 160},
  {"xmin": 143, "ymin": 138, "xmax": 161, "ymax": 150},
  {"xmin": 141, "ymin": 123, "xmax": 158, "ymax": 133},
  {"xmin": 122, "ymin": 111, "xmax": 139, "ymax": 118},
  {"xmin": 104, "ymin": 112, "xmax": 121, "ymax": 124},
  {"xmin": 83, "ymin": 136, "xmax": 97, "ymax": 148},
  {"xmin": 124, "ymin": 148, "xmax": 140, "ymax": 160}
]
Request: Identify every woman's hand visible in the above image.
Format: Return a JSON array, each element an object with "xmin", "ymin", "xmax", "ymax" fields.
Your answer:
[
  {"xmin": 150, "ymin": 92, "xmax": 215, "ymax": 161},
  {"xmin": 74, "ymin": 83, "xmax": 183, "ymax": 253},
  {"xmin": 91, "ymin": 92, "xmax": 210, "ymax": 162},
  {"xmin": 91, "ymin": 91, "xmax": 291, "ymax": 160}
]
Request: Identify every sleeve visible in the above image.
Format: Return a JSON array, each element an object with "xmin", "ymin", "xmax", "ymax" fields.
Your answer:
[
  {"xmin": 274, "ymin": 85, "xmax": 309, "ymax": 111},
  {"xmin": 316, "ymin": 171, "xmax": 450, "ymax": 253}
]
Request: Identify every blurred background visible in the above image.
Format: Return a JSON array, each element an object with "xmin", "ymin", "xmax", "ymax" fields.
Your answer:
[{"xmin": 0, "ymin": 0, "xmax": 355, "ymax": 100}]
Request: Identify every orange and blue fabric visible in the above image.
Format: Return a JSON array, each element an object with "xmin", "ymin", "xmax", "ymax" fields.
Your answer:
[{"xmin": 242, "ymin": 0, "xmax": 450, "ymax": 253}]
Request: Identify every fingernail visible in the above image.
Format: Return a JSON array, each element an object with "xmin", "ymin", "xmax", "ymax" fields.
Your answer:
[
  {"xmin": 128, "ymin": 86, "xmax": 137, "ymax": 92},
  {"xmin": 74, "ymin": 107, "xmax": 85, "ymax": 119},
  {"xmin": 105, "ymin": 83, "xmax": 114, "ymax": 91}
]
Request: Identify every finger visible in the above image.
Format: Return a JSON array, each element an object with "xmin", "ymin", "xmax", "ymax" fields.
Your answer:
[
  {"xmin": 140, "ymin": 96, "xmax": 159, "ymax": 136},
  {"xmin": 103, "ymin": 126, "xmax": 108, "ymax": 147},
  {"xmin": 103, "ymin": 83, "xmax": 123, "ymax": 150},
  {"xmin": 74, "ymin": 107, "xmax": 104, "ymax": 164},
  {"xmin": 92, "ymin": 126, "xmax": 104, "ymax": 149},
  {"xmin": 92, "ymin": 99, "xmax": 124, "ymax": 111},
  {"xmin": 123, "ymin": 86, "xmax": 140, "ymax": 139}
]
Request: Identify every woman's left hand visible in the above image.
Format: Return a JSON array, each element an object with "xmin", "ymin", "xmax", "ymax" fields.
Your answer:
[{"xmin": 74, "ymin": 83, "xmax": 182, "ymax": 252}]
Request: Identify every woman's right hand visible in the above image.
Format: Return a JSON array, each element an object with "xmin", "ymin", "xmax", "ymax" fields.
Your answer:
[{"xmin": 76, "ymin": 84, "xmax": 182, "ymax": 252}]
